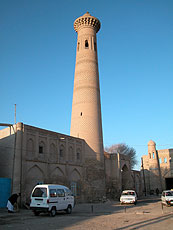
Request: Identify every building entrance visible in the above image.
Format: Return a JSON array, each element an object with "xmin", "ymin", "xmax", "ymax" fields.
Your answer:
[
  {"xmin": 165, "ymin": 178, "xmax": 173, "ymax": 190},
  {"xmin": 122, "ymin": 165, "xmax": 131, "ymax": 191}
]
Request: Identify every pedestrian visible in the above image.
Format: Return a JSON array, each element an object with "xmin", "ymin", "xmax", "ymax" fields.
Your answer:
[
  {"xmin": 156, "ymin": 188, "xmax": 159, "ymax": 196},
  {"xmin": 7, "ymin": 193, "xmax": 21, "ymax": 213}
]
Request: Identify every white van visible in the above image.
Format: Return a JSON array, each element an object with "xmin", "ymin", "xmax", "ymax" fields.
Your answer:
[{"xmin": 30, "ymin": 184, "xmax": 74, "ymax": 216}]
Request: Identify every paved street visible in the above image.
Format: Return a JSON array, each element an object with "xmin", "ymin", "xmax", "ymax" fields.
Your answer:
[{"xmin": 0, "ymin": 196, "xmax": 173, "ymax": 230}]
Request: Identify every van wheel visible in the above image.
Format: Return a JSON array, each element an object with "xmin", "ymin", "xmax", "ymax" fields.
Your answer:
[
  {"xmin": 50, "ymin": 207, "xmax": 56, "ymax": 217},
  {"xmin": 66, "ymin": 205, "xmax": 72, "ymax": 214},
  {"xmin": 34, "ymin": 211, "xmax": 40, "ymax": 216}
]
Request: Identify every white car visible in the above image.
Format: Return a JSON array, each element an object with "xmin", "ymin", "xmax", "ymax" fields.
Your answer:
[
  {"xmin": 120, "ymin": 190, "xmax": 137, "ymax": 205},
  {"xmin": 161, "ymin": 190, "xmax": 173, "ymax": 206}
]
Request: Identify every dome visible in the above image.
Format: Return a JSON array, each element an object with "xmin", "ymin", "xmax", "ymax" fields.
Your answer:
[{"xmin": 148, "ymin": 140, "xmax": 156, "ymax": 146}]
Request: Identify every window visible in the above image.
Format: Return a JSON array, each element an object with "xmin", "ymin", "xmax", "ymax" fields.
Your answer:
[
  {"xmin": 85, "ymin": 40, "xmax": 89, "ymax": 48},
  {"xmin": 39, "ymin": 141, "xmax": 45, "ymax": 154},
  {"xmin": 57, "ymin": 189, "xmax": 65, "ymax": 197},
  {"xmin": 159, "ymin": 158, "xmax": 162, "ymax": 164},
  {"xmin": 76, "ymin": 148, "xmax": 81, "ymax": 161},
  {"xmin": 166, "ymin": 191, "xmax": 173, "ymax": 196},
  {"xmin": 71, "ymin": 182, "xmax": 77, "ymax": 196},
  {"xmin": 64, "ymin": 188, "xmax": 73, "ymax": 196},
  {"xmin": 60, "ymin": 149, "xmax": 63, "ymax": 158},
  {"xmin": 149, "ymin": 167, "xmax": 158, "ymax": 170},
  {"xmin": 77, "ymin": 152, "xmax": 80, "ymax": 160},
  {"xmin": 164, "ymin": 157, "xmax": 167, "ymax": 163},
  {"xmin": 153, "ymin": 152, "xmax": 155, "ymax": 159},
  {"xmin": 50, "ymin": 189, "xmax": 57, "ymax": 197},
  {"xmin": 69, "ymin": 146, "xmax": 74, "ymax": 162},
  {"xmin": 32, "ymin": 188, "xmax": 47, "ymax": 197},
  {"xmin": 122, "ymin": 191, "xmax": 135, "ymax": 196},
  {"xmin": 94, "ymin": 42, "xmax": 97, "ymax": 51},
  {"xmin": 39, "ymin": 146, "xmax": 43, "ymax": 154},
  {"xmin": 77, "ymin": 42, "xmax": 80, "ymax": 51},
  {"xmin": 60, "ymin": 145, "xmax": 65, "ymax": 159}
]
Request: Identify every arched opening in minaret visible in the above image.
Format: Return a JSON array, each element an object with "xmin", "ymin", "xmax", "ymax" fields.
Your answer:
[
  {"xmin": 80, "ymin": 112, "xmax": 82, "ymax": 116},
  {"xmin": 94, "ymin": 42, "xmax": 97, "ymax": 51},
  {"xmin": 85, "ymin": 40, "xmax": 89, "ymax": 48},
  {"xmin": 77, "ymin": 42, "xmax": 80, "ymax": 51}
]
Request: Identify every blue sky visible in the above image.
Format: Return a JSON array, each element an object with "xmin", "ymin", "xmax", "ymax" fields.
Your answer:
[{"xmin": 1, "ymin": 0, "xmax": 173, "ymax": 170}]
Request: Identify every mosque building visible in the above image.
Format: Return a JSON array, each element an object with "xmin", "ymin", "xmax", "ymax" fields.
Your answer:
[
  {"xmin": 0, "ymin": 13, "xmax": 142, "ymax": 206},
  {"xmin": 141, "ymin": 140, "xmax": 173, "ymax": 194}
]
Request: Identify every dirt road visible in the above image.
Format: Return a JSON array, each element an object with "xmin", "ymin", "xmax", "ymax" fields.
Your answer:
[{"xmin": 0, "ymin": 196, "xmax": 173, "ymax": 230}]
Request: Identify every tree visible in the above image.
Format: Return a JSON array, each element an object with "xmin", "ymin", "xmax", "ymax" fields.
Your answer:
[{"xmin": 105, "ymin": 143, "xmax": 137, "ymax": 169}]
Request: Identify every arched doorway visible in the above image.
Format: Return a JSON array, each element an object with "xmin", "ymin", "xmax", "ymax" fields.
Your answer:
[
  {"xmin": 121, "ymin": 164, "xmax": 131, "ymax": 190},
  {"xmin": 50, "ymin": 167, "xmax": 66, "ymax": 185},
  {"xmin": 69, "ymin": 169, "xmax": 81, "ymax": 198},
  {"xmin": 25, "ymin": 165, "xmax": 44, "ymax": 204}
]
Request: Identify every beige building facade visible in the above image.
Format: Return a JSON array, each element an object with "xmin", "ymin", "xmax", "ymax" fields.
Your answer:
[
  {"xmin": 0, "ymin": 123, "xmax": 86, "ymax": 203},
  {"xmin": 104, "ymin": 152, "xmax": 142, "ymax": 198},
  {"xmin": 142, "ymin": 140, "xmax": 173, "ymax": 194},
  {"xmin": 0, "ymin": 122, "xmax": 141, "ymax": 205}
]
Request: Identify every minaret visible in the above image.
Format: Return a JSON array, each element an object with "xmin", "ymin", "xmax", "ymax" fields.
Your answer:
[
  {"xmin": 148, "ymin": 140, "xmax": 163, "ymax": 191},
  {"xmin": 70, "ymin": 12, "xmax": 104, "ymax": 162},
  {"xmin": 148, "ymin": 140, "xmax": 156, "ymax": 158}
]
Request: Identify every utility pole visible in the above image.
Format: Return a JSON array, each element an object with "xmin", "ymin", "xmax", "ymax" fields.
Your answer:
[
  {"xmin": 141, "ymin": 157, "xmax": 146, "ymax": 196},
  {"xmin": 156, "ymin": 150, "xmax": 163, "ymax": 191},
  {"xmin": 14, "ymin": 104, "xmax": 16, "ymax": 124}
]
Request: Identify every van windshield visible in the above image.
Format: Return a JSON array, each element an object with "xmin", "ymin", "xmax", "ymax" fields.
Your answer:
[{"xmin": 32, "ymin": 187, "xmax": 47, "ymax": 197}]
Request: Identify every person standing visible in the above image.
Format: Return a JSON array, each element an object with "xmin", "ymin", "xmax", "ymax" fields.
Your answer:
[
  {"xmin": 7, "ymin": 193, "xmax": 20, "ymax": 213},
  {"xmin": 156, "ymin": 188, "xmax": 159, "ymax": 196}
]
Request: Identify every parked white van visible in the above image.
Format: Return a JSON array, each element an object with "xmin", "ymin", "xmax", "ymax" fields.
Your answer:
[{"xmin": 30, "ymin": 184, "xmax": 74, "ymax": 216}]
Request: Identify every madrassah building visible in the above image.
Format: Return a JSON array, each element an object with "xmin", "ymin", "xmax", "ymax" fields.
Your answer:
[
  {"xmin": 141, "ymin": 140, "xmax": 173, "ymax": 194},
  {"xmin": 0, "ymin": 13, "xmax": 142, "ymax": 206}
]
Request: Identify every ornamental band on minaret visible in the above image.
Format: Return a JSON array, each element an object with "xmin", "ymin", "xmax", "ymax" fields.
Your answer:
[{"xmin": 70, "ymin": 12, "xmax": 104, "ymax": 162}]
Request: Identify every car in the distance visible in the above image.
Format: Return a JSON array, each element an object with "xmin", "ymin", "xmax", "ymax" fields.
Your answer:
[
  {"xmin": 161, "ymin": 190, "xmax": 173, "ymax": 206},
  {"xmin": 120, "ymin": 190, "xmax": 137, "ymax": 205}
]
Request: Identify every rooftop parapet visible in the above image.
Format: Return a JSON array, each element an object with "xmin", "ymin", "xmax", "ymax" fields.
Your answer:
[{"xmin": 74, "ymin": 12, "xmax": 101, "ymax": 33}]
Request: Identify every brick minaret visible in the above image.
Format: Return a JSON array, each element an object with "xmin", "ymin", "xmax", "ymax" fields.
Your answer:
[{"xmin": 70, "ymin": 12, "xmax": 104, "ymax": 162}]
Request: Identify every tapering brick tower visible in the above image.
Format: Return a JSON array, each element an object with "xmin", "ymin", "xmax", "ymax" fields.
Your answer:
[{"xmin": 71, "ymin": 12, "xmax": 104, "ymax": 162}]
